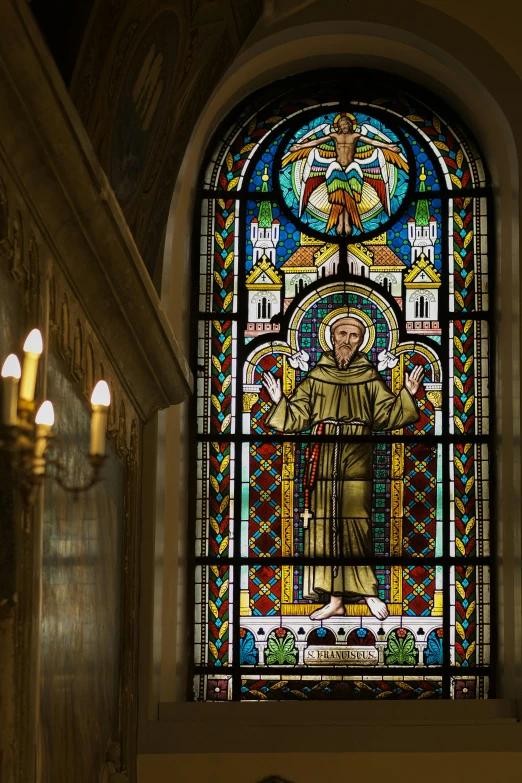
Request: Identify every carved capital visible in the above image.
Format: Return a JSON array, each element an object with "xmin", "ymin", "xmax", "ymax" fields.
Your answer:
[
  {"xmin": 243, "ymin": 384, "xmax": 261, "ymax": 412},
  {"xmin": 243, "ymin": 392, "xmax": 259, "ymax": 412},
  {"xmin": 426, "ymin": 390, "xmax": 443, "ymax": 409}
]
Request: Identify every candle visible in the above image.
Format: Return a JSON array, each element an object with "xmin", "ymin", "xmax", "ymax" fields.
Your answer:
[
  {"xmin": 34, "ymin": 401, "xmax": 54, "ymax": 474},
  {"xmin": 90, "ymin": 381, "xmax": 110, "ymax": 456},
  {"xmin": 1, "ymin": 354, "xmax": 22, "ymax": 425},
  {"xmin": 19, "ymin": 329, "xmax": 43, "ymax": 402}
]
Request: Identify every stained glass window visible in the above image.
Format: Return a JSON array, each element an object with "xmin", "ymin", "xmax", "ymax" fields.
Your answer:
[{"xmin": 191, "ymin": 72, "xmax": 492, "ymax": 702}]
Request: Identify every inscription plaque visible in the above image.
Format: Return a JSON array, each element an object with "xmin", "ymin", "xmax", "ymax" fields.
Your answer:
[{"xmin": 304, "ymin": 645, "xmax": 379, "ymax": 665}]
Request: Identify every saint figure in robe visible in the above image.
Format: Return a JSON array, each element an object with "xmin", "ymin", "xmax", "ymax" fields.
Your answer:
[{"xmin": 262, "ymin": 316, "xmax": 424, "ymax": 620}]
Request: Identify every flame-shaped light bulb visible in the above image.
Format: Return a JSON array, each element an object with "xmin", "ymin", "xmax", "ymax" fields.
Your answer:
[
  {"xmin": 34, "ymin": 400, "xmax": 54, "ymax": 470},
  {"xmin": 90, "ymin": 380, "xmax": 110, "ymax": 407},
  {"xmin": 23, "ymin": 329, "xmax": 43, "ymax": 355},
  {"xmin": 20, "ymin": 329, "xmax": 44, "ymax": 402},
  {"xmin": 90, "ymin": 381, "xmax": 110, "ymax": 456},
  {"xmin": 35, "ymin": 400, "xmax": 55, "ymax": 427},
  {"xmin": 2, "ymin": 354, "xmax": 22, "ymax": 379},
  {"xmin": 1, "ymin": 354, "xmax": 22, "ymax": 424}
]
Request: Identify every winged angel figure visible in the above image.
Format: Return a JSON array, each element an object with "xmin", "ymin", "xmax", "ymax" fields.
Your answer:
[{"xmin": 282, "ymin": 113, "xmax": 409, "ymax": 235}]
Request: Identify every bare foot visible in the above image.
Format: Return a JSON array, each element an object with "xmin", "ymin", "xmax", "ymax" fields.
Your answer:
[
  {"xmin": 310, "ymin": 596, "xmax": 346, "ymax": 620},
  {"xmin": 365, "ymin": 596, "xmax": 389, "ymax": 620}
]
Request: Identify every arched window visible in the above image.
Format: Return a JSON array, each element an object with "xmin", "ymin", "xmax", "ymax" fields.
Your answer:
[
  {"xmin": 415, "ymin": 295, "xmax": 429, "ymax": 318},
  {"xmin": 294, "ymin": 278, "xmax": 306, "ymax": 296},
  {"xmin": 192, "ymin": 71, "xmax": 492, "ymax": 702}
]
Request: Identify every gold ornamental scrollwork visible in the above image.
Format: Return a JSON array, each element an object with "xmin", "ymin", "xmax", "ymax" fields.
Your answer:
[
  {"xmin": 425, "ymin": 383, "xmax": 443, "ymax": 410},
  {"xmin": 426, "ymin": 390, "xmax": 443, "ymax": 409}
]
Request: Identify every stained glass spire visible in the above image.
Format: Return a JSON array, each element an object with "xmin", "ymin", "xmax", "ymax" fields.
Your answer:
[
  {"xmin": 415, "ymin": 165, "xmax": 430, "ymax": 227},
  {"xmin": 258, "ymin": 167, "xmax": 273, "ymax": 228}
]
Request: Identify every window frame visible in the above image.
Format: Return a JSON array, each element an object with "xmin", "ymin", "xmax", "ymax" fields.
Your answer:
[{"xmin": 188, "ymin": 69, "xmax": 496, "ymax": 703}]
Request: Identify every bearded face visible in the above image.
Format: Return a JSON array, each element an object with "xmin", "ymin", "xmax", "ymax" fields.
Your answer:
[
  {"xmin": 334, "ymin": 341, "xmax": 357, "ymax": 370},
  {"xmin": 332, "ymin": 322, "xmax": 364, "ymax": 369}
]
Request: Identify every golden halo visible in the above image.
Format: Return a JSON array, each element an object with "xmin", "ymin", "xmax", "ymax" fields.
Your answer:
[
  {"xmin": 319, "ymin": 308, "xmax": 375, "ymax": 353},
  {"xmin": 332, "ymin": 112, "xmax": 357, "ymax": 131}
]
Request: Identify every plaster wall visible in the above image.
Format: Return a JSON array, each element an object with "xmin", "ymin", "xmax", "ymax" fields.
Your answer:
[
  {"xmin": 138, "ymin": 751, "xmax": 522, "ymax": 783},
  {"xmin": 39, "ymin": 354, "xmax": 125, "ymax": 782},
  {"xmin": 0, "ymin": 3, "xmax": 189, "ymax": 778},
  {"xmin": 138, "ymin": 0, "xmax": 522, "ymax": 777}
]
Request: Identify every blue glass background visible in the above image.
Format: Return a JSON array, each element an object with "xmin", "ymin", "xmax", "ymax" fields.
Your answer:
[
  {"xmin": 248, "ymin": 132, "xmax": 286, "ymax": 191},
  {"xmin": 403, "ymin": 130, "xmax": 441, "ymax": 191}
]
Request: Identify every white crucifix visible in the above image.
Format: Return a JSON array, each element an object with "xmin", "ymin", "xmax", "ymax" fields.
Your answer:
[{"xmin": 301, "ymin": 508, "xmax": 313, "ymax": 529}]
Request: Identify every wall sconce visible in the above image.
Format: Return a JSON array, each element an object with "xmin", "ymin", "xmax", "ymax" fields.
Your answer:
[{"xmin": 0, "ymin": 329, "xmax": 110, "ymax": 502}]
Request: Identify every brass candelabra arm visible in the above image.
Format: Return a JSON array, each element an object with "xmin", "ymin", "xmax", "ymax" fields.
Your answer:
[
  {"xmin": 1, "ymin": 332, "xmax": 111, "ymax": 504},
  {"xmin": 43, "ymin": 453, "xmax": 106, "ymax": 496},
  {"xmin": 0, "ymin": 420, "xmax": 38, "ymax": 474},
  {"xmin": 0, "ymin": 423, "xmax": 106, "ymax": 503}
]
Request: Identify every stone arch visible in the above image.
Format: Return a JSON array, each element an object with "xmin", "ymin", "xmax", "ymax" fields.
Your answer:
[
  {"xmin": 10, "ymin": 210, "xmax": 23, "ymax": 280},
  {"xmin": 161, "ymin": 16, "xmax": 520, "ymax": 310},
  {"xmin": 27, "ymin": 237, "xmax": 40, "ymax": 320},
  {"xmin": 59, "ymin": 292, "xmax": 71, "ymax": 360},
  {"xmin": 409, "ymin": 289, "xmax": 436, "ymax": 319},
  {"xmin": 409, "ymin": 290, "xmax": 436, "ymax": 303},
  {"xmin": 108, "ymin": 381, "xmax": 117, "ymax": 435},
  {"xmin": 85, "ymin": 341, "xmax": 95, "ymax": 396},
  {"xmin": 152, "ymin": 8, "xmax": 522, "ymax": 707},
  {"xmin": 48, "ymin": 274, "xmax": 57, "ymax": 331},
  {"xmin": 250, "ymin": 290, "xmax": 278, "ymax": 320},
  {"xmin": 0, "ymin": 176, "xmax": 7, "ymax": 243},
  {"xmin": 73, "ymin": 320, "xmax": 83, "ymax": 380},
  {"xmin": 130, "ymin": 418, "xmax": 138, "ymax": 463},
  {"xmin": 117, "ymin": 400, "xmax": 128, "ymax": 457},
  {"xmin": 374, "ymin": 272, "xmax": 398, "ymax": 290}
]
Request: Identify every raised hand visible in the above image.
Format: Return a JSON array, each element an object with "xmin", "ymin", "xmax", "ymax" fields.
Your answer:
[
  {"xmin": 404, "ymin": 365, "xmax": 425, "ymax": 396},
  {"xmin": 262, "ymin": 372, "xmax": 282, "ymax": 404}
]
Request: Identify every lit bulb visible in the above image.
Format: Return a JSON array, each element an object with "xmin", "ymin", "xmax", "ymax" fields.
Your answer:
[
  {"xmin": 90, "ymin": 381, "xmax": 110, "ymax": 457},
  {"xmin": 34, "ymin": 399, "xmax": 54, "ymax": 471},
  {"xmin": 23, "ymin": 329, "xmax": 43, "ymax": 355},
  {"xmin": 1, "ymin": 354, "xmax": 21, "ymax": 424},
  {"xmin": 35, "ymin": 400, "xmax": 55, "ymax": 427},
  {"xmin": 20, "ymin": 329, "xmax": 44, "ymax": 402},
  {"xmin": 1, "ymin": 354, "xmax": 22, "ymax": 379},
  {"xmin": 91, "ymin": 380, "xmax": 110, "ymax": 407}
]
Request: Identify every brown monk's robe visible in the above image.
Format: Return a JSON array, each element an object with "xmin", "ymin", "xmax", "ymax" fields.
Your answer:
[{"xmin": 266, "ymin": 351, "xmax": 419, "ymax": 601}]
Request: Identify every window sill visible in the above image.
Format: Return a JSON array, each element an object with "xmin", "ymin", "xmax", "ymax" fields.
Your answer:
[{"xmin": 137, "ymin": 700, "xmax": 520, "ymax": 754}]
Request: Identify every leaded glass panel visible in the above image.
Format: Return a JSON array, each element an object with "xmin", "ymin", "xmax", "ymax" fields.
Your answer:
[{"xmin": 191, "ymin": 72, "xmax": 493, "ymax": 701}]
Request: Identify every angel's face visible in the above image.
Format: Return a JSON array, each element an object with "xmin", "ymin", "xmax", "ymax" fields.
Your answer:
[{"xmin": 338, "ymin": 117, "xmax": 353, "ymax": 133}]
